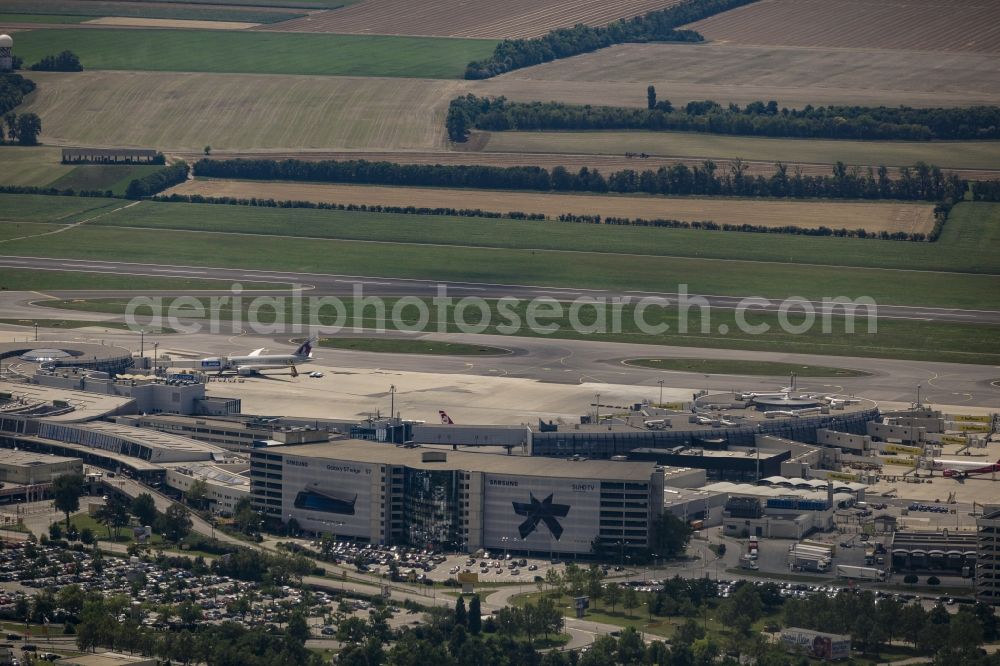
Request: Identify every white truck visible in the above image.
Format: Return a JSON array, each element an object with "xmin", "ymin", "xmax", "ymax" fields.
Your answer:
[
  {"xmin": 835, "ymin": 565, "xmax": 886, "ymax": 582},
  {"xmin": 789, "ymin": 544, "xmax": 831, "ymax": 572}
]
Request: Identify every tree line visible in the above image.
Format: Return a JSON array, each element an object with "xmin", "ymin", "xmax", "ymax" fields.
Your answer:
[
  {"xmin": 463, "ymin": 0, "xmax": 757, "ymax": 79},
  {"xmin": 154, "ymin": 181, "xmax": 953, "ymax": 243},
  {"xmin": 30, "ymin": 50, "xmax": 83, "ymax": 72},
  {"xmin": 447, "ymin": 92, "xmax": 1000, "ymax": 141},
  {"xmin": 973, "ymin": 180, "xmax": 1000, "ymax": 201},
  {"xmin": 193, "ymin": 157, "xmax": 968, "ymax": 202},
  {"xmin": 124, "ymin": 162, "xmax": 189, "ymax": 198}
]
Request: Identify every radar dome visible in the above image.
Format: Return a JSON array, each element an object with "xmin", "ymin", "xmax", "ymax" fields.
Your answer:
[{"xmin": 0, "ymin": 35, "xmax": 13, "ymax": 48}]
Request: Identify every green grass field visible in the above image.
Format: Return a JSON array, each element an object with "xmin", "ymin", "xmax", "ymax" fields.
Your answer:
[
  {"xmin": 623, "ymin": 358, "xmax": 871, "ymax": 377},
  {"xmin": 39, "ymin": 296, "xmax": 1000, "ymax": 365},
  {"xmin": 317, "ymin": 337, "xmax": 511, "ymax": 356},
  {"xmin": 7, "ymin": 223, "xmax": 999, "ymax": 309},
  {"xmin": 0, "ymin": 0, "xmax": 305, "ymax": 23},
  {"xmin": 48, "ymin": 164, "xmax": 167, "ymax": 196},
  {"xmin": 0, "ymin": 147, "xmax": 76, "ymax": 187},
  {"xmin": 0, "ymin": 193, "xmax": 123, "ymax": 222},
  {"xmin": 12, "ymin": 29, "xmax": 497, "ymax": 78},
  {"xmin": 0, "ymin": 318, "xmax": 176, "ymax": 333},
  {"xmin": 482, "ymin": 131, "xmax": 1000, "ymax": 171},
  {"xmin": 0, "ymin": 268, "xmax": 284, "ymax": 291},
  {"xmin": 1, "ymin": 195, "xmax": 997, "ymax": 308},
  {"xmin": 0, "ymin": 221, "xmax": 63, "ymax": 240},
  {"xmin": 86, "ymin": 197, "xmax": 1000, "ymax": 274}
]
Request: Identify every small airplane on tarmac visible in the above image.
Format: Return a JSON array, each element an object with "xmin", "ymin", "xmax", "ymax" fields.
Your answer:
[{"xmin": 439, "ymin": 410, "xmax": 455, "ymax": 424}]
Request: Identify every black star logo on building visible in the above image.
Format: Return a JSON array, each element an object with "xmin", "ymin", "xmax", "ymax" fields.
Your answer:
[{"xmin": 512, "ymin": 493, "xmax": 570, "ymax": 540}]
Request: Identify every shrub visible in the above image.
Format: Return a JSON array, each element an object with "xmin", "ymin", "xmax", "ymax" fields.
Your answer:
[
  {"xmin": 904, "ymin": 574, "xmax": 919, "ymax": 584},
  {"xmin": 927, "ymin": 576, "xmax": 941, "ymax": 586}
]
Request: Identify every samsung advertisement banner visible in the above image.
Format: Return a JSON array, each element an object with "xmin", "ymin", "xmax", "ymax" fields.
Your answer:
[
  {"xmin": 483, "ymin": 474, "xmax": 600, "ymax": 554},
  {"xmin": 282, "ymin": 456, "xmax": 374, "ymax": 537}
]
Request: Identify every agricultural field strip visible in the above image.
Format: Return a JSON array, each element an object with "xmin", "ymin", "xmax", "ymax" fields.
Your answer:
[
  {"xmin": 167, "ymin": 179, "xmax": 937, "ymax": 234},
  {"xmin": 687, "ymin": 0, "xmax": 1000, "ymax": 53},
  {"xmin": 480, "ymin": 132, "xmax": 1000, "ymax": 172},
  {"xmin": 18, "ymin": 72, "xmax": 464, "ymax": 152},
  {"xmin": 257, "ymin": 0, "xmax": 682, "ymax": 39},
  {"xmin": 2, "ymin": 225, "xmax": 997, "ymax": 310},
  {"xmin": 170, "ymin": 150, "xmax": 1000, "ymax": 182},
  {"xmin": 9, "ymin": 30, "xmax": 497, "ymax": 79},
  {"xmin": 492, "ymin": 43, "xmax": 1000, "ymax": 107},
  {"xmin": 75, "ymin": 198, "xmax": 997, "ymax": 275},
  {"xmin": 18, "ymin": 70, "xmax": 1000, "ymax": 156}
]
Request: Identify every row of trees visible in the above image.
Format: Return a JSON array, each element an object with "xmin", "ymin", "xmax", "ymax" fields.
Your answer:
[
  {"xmin": 783, "ymin": 585, "xmax": 999, "ymax": 663},
  {"xmin": 157, "ymin": 189, "xmax": 949, "ymax": 242},
  {"xmin": 194, "ymin": 156, "xmax": 968, "ymax": 203},
  {"xmin": 973, "ymin": 180, "xmax": 1000, "ymax": 201},
  {"xmin": 124, "ymin": 162, "xmax": 188, "ymax": 198},
  {"xmin": 463, "ymin": 0, "xmax": 757, "ymax": 79},
  {"xmin": 449, "ymin": 92, "xmax": 1000, "ymax": 141},
  {"xmin": 30, "ymin": 50, "xmax": 83, "ymax": 72},
  {"xmin": 73, "ymin": 593, "xmax": 320, "ymax": 666}
]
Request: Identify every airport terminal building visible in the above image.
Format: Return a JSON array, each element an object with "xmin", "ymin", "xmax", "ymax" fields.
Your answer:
[{"xmin": 250, "ymin": 440, "xmax": 702, "ymax": 556}]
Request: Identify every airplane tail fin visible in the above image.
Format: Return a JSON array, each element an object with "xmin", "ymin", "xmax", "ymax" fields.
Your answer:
[
  {"xmin": 295, "ymin": 337, "xmax": 316, "ymax": 358},
  {"xmin": 439, "ymin": 410, "xmax": 454, "ymax": 425}
]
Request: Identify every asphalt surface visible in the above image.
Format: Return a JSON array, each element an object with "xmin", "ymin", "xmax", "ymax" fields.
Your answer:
[
  {"xmin": 2, "ymin": 292, "xmax": 999, "ymax": 408},
  {"xmin": 2, "ymin": 255, "xmax": 999, "ymax": 325}
]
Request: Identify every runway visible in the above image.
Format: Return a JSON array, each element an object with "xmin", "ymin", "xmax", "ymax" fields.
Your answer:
[
  {"xmin": 2, "ymin": 255, "xmax": 1000, "ymax": 324},
  {"xmin": 3, "ymin": 306, "xmax": 997, "ymax": 413}
]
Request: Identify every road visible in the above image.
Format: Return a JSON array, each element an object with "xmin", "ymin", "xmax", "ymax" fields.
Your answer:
[{"xmin": 1, "ymin": 255, "xmax": 998, "ymax": 325}]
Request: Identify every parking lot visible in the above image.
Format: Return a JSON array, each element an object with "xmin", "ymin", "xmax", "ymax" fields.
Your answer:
[
  {"xmin": 301, "ymin": 538, "xmax": 573, "ymax": 585},
  {"xmin": 0, "ymin": 538, "xmax": 419, "ymax": 646}
]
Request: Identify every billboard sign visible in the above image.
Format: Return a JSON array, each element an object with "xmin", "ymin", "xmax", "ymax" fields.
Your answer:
[
  {"xmin": 781, "ymin": 628, "xmax": 851, "ymax": 660},
  {"xmin": 282, "ymin": 455, "xmax": 375, "ymax": 537},
  {"xmin": 483, "ymin": 474, "xmax": 602, "ymax": 554}
]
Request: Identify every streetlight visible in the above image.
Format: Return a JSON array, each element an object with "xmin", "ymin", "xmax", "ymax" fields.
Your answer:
[
  {"xmin": 657, "ymin": 379, "xmax": 664, "ymax": 406},
  {"xmin": 153, "ymin": 343, "xmax": 159, "ymax": 372},
  {"xmin": 33, "ymin": 322, "xmax": 37, "ymax": 342},
  {"xmin": 139, "ymin": 329, "xmax": 145, "ymax": 360},
  {"xmin": 595, "ymin": 393, "xmax": 601, "ymax": 423},
  {"xmin": 389, "ymin": 385, "xmax": 396, "ymax": 422}
]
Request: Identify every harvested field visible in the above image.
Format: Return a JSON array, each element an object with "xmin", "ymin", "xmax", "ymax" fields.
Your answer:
[
  {"xmin": 688, "ymin": 0, "xmax": 1000, "ymax": 53},
  {"xmin": 479, "ymin": 132, "xmax": 1000, "ymax": 172},
  {"xmin": 20, "ymin": 71, "xmax": 462, "ymax": 151},
  {"xmin": 493, "ymin": 43, "xmax": 1000, "ymax": 108},
  {"xmin": 168, "ymin": 149, "xmax": 1000, "ymax": 182},
  {"xmin": 170, "ymin": 179, "xmax": 937, "ymax": 234},
  {"xmin": 257, "ymin": 0, "xmax": 682, "ymax": 38},
  {"xmin": 83, "ymin": 16, "xmax": 258, "ymax": 29}
]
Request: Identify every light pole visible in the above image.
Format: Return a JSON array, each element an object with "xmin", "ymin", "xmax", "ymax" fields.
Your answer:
[
  {"xmin": 33, "ymin": 322, "xmax": 37, "ymax": 342},
  {"xmin": 595, "ymin": 393, "xmax": 601, "ymax": 423},
  {"xmin": 153, "ymin": 343, "xmax": 159, "ymax": 372},
  {"xmin": 139, "ymin": 329, "xmax": 145, "ymax": 360},
  {"xmin": 657, "ymin": 379, "xmax": 664, "ymax": 406},
  {"xmin": 389, "ymin": 384, "xmax": 396, "ymax": 422}
]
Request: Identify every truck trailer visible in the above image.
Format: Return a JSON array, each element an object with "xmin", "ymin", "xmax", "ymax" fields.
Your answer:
[{"xmin": 835, "ymin": 565, "xmax": 886, "ymax": 582}]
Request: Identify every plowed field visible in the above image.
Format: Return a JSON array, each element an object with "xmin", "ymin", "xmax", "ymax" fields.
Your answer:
[
  {"xmin": 258, "ymin": 0, "xmax": 682, "ymax": 38},
  {"xmin": 688, "ymin": 0, "xmax": 1000, "ymax": 53}
]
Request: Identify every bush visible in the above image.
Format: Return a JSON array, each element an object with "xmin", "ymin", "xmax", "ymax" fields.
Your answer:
[
  {"xmin": 927, "ymin": 576, "xmax": 941, "ymax": 586},
  {"xmin": 30, "ymin": 50, "xmax": 83, "ymax": 72},
  {"xmin": 904, "ymin": 574, "xmax": 919, "ymax": 584},
  {"xmin": 125, "ymin": 162, "xmax": 188, "ymax": 199}
]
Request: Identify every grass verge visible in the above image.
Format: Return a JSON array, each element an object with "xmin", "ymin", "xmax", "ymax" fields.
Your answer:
[
  {"xmin": 317, "ymin": 337, "xmax": 510, "ymax": 356},
  {"xmin": 37, "ymin": 296, "xmax": 1000, "ymax": 365},
  {"xmin": 0, "ymin": 318, "xmax": 176, "ymax": 333},
  {"xmin": 624, "ymin": 358, "xmax": 871, "ymax": 377}
]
